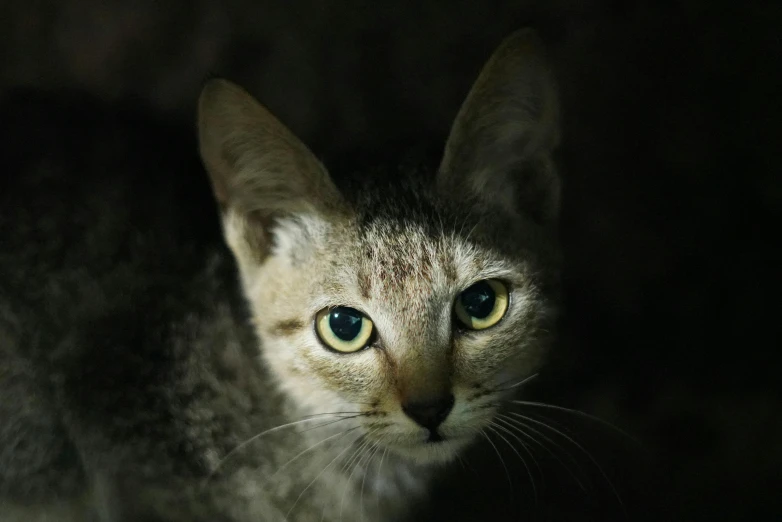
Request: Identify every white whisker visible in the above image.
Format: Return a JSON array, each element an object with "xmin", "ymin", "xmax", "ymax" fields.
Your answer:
[
  {"xmin": 340, "ymin": 428, "xmax": 381, "ymax": 521},
  {"xmin": 202, "ymin": 414, "xmax": 362, "ymax": 487},
  {"xmin": 491, "ymin": 419, "xmax": 543, "ymax": 503},
  {"xmin": 510, "ymin": 400, "xmax": 642, "ymax": 448},
  {"xmin": 494, "ymin": 372, "xmax": 540, "ymax": 392},
  {"xmin": 299, "ymin": 415, "xmax": 364, "ymax": 433},
  {"xmin": 374, "ymin": 446, "xmax": 389, "ymax": 514},
  {"xmin": 480, "ymin": 428, "xmax": 513, "ymax": 498},
  {"xmin": 360, "ymin": 436, "xmax": 384, "ymax": 522},
  {"xmin": 506, "ymin": 410, "xmax": 625, "ymax": 512},
  {"xmin": 262, "ymin": 426, "xmax": 361, "ymax": 492},
  {"xmin": 488, "ymin": 422, "xmax": 538, "ymax": 503},
  {"xmin": 496, "ymin": 414, "xmax": 588, "ymax": 492},
  {"xmin": 285, "ymin": 430, "xmax": 365, "ymax": 521}
]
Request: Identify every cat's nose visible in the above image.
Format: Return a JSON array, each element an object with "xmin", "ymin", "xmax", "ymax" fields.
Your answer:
[{"xmin": 402, "ymin": 394, "xmax": 455, "ymax": 431}]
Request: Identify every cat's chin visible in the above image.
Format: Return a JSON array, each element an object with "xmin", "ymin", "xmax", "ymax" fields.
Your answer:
[{"xmin": 384, "ymin": 436, "xmax": 471, "ymax": 465}]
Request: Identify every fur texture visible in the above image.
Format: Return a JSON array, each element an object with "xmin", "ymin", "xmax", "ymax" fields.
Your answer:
[{"xmin": 0, "ymin": 29, "xmax": 560, "ymax": 521}]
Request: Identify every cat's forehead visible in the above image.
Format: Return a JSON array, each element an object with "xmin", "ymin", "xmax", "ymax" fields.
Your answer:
[
  {"xmin": 357, "ymin": 221, "xmax": 455, "ymax": 289},
  {"xmin": 310, "ymin": 175, "xmax": 517, "ymax": 303},
  {"xmin": 350, "ymin": 180, "xmax": 461, "ymax": 281},
  {"xmin": 343, "ymin": 204, "xmax": 491, "ymax": 304}
]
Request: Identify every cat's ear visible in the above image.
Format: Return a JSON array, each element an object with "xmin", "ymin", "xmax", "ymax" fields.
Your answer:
[
  {"xmin": 198, "ymin": 79, "xmax": 344, "ymax": 261},
  {"xmin": 437, "ymin": 28, "xmax": 560, "ymax": 225}
]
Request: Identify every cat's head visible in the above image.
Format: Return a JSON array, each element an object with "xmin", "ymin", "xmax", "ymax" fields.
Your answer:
[{"xmin": 198, "ymin": 29, "xmax": 560, "ymax": 464}]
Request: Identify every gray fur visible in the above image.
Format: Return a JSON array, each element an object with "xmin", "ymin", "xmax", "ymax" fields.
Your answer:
[{"xmin": 0, "ymin": 29, "xmax": 560, "ymax": 521}]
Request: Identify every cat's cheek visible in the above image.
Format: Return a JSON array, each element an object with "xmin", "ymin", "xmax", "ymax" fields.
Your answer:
[
  {"xmin": 286, "ymin": 342, "xmax": 386, "ymax": 402},
  {"xmin": 257, "ymin": 336, "xmax": 342, "ymax": 411},
  {"xmin": 451, "ymin": 334, "xmax": 513, "ymax": 384}
]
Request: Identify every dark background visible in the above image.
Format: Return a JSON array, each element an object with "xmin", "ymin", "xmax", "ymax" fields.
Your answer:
[{"xmin": 1, "ymin": 1, "xmax": 780, "ymax": 520}]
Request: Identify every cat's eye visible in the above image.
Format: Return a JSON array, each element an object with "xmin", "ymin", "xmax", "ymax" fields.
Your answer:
[
  {"xmin": 454, "ymin": 279, "xmax": 509, "ymax": 330},
  {"xmin": 315, "ymin": 306, "xmax": 374, "ymax": 353}
]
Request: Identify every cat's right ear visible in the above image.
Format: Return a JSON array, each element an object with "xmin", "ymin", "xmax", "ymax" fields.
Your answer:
[
  {"xmin": 198, "ymin": 79, "xmax": 344, "ymax": 261},
  {"xmin": 437, "ymin": 29, "xmax": 561, "ymax": 226}
]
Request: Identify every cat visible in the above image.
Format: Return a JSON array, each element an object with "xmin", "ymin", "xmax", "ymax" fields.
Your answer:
[{"xmin": 0, "ymin": 27, "xmax": 560, "ymax": 522}]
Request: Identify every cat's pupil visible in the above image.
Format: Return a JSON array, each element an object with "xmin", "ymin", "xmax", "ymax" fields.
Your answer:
[
  {"xmin": 460, "ymin": 281, "xmax": 496, "ymax": 319},
  {"xmin": 329, "ymin": 307, "xmax": 363, "ymax": 341}
]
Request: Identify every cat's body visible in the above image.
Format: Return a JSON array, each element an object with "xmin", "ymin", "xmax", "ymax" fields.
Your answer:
[
  {"xmin": 0, "ymin": 94, "xmax": 436, "ymax": 522},
  {"xmin": 0, "ymin": 29, "xmax": 561, "ymax": 521}
]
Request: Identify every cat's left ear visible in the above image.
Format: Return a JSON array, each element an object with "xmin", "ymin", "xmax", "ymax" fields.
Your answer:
[
  {"xmin": 437, "ymin": 28, "xmax": 560, "ymax": 225},
  {"xmin": 198, "ymin": 79, "xmax": 345, "ymax": 262}
]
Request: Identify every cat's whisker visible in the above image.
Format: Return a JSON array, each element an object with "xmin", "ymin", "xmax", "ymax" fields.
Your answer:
[
  {"xmin": 492, "ymin": 372, "xmax": 540, "ymax": 393},
  {"xmin": 510, "ymin": 400, "xmax": 643, "ymax": 449},
  {"xmin": 340, "ymin": 428, "xmax": 381, "ymax": 521},
  {"xmin": 261, "ymin": 426, "xmax": 362, "ymax": 492},
  {"xmin": 491, "ymin": 419, "xmax": 542, "ymax": 478},
  {"xmin": 285, "ymin": 429, "xmax": 366, "ymax": 521},
  {"xmin": 360, "ymin": 435, "xmax": 384, "ymax": 522},
  {"xmin": 202, "ymin": 414, "xmax": 363, "ymax": 486},
  {"xmin": 496, "ymin": 413, "xmax": 589, "ymax": 492},
  {"xmin": 487, "ymin": 421, "xmax": 538, "ymax": 503},
  {"xmin": 301, "ymin": 411, "xmax": 367, "ymax": 419},
  {"xmin": 339, "ymin": 430, "xmax": 373, "ymax": 476},
  {"xmin": 337, "ymin": 433, "xmax": 370, "ymax": 512},
  {"xmin": 502, "ymin": 412, "xmax": 587, "ymax": 467},
  {"xmin": 299, "ymin": 415, "xmax": 365, "ymax": 434},
  {"xmin": 506, "ymin": 372, "xmax": 540, "ymax": 389},
  {"xmin": 479, "ymin": 428, "xmax": 513, "ymax": 499},
  {"xmin": 505, "ymin": 410, "xmax": 625, "ymax": 513},
  {"xmin": 374, "ymin": 446, "xmax": 389, "ymax": 514}
]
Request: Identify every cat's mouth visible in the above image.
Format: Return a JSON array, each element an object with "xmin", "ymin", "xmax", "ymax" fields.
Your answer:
[{"xmin": 380, "ymin": 430, "xmax": 472, "ymax": 463}]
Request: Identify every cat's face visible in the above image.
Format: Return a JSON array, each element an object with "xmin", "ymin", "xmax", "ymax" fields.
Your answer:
[
  {"xmin": 198, "ymin": 29, "xmax": 561, "ymax": 464},
  {"xmin": 242, "ymin": 190, "xmax": 556, "ymax": 462}
]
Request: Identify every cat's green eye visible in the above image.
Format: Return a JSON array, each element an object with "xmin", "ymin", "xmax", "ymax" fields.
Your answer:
[
  {"xmin": 454, "ymin": 279, "xmax": 509, "ymax": 330},
  {"xmin": 315, "ymin": 306, "xmax": 374, "ymax": 353}
]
